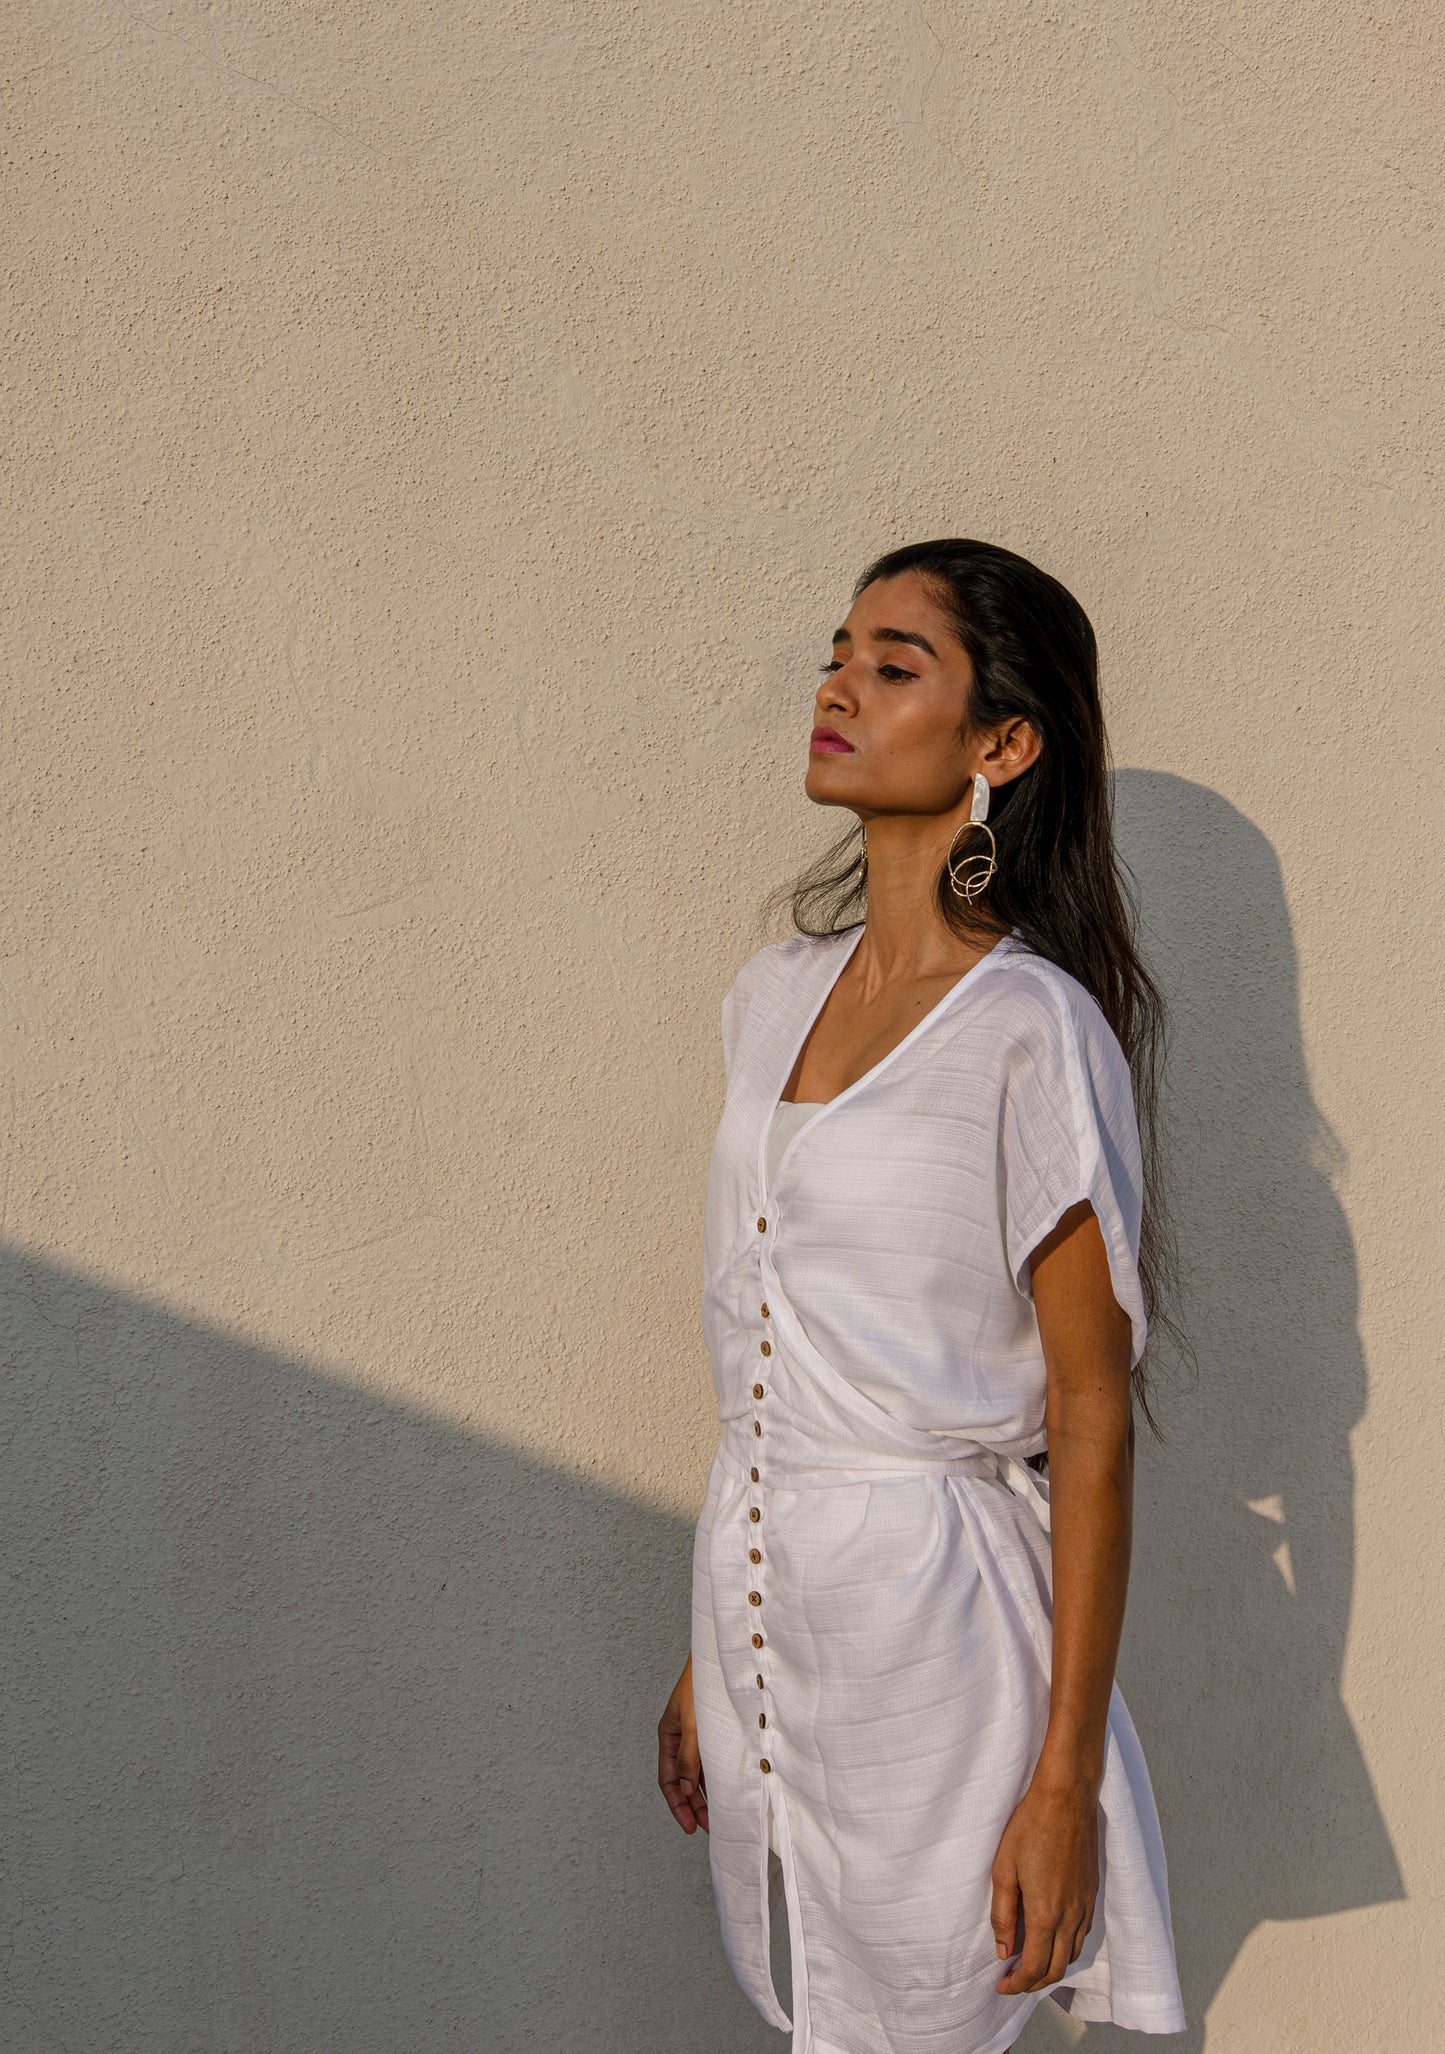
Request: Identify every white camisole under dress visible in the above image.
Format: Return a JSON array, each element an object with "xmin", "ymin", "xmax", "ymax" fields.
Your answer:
[{"xmin": 692, "ymin": 922, "xmax": 1185, "ymax": 2054}]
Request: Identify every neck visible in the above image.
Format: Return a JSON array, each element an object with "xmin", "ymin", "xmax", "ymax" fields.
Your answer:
[{"xmin": 855, "ymin": 818, "xmax": 1006, "ymax": 983}]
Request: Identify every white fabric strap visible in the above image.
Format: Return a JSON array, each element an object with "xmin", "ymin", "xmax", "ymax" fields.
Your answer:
[{"xmin": 996, "ymin": 1453, "xmax": 1052, "ymax": 1533}]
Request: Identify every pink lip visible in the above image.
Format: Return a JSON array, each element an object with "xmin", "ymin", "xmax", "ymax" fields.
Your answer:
[{"xmin": 811, "ymin": 727, "xmax": 855, "ymax": 753}]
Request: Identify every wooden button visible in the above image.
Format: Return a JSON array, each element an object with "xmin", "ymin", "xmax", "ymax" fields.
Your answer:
[
  {"xmin": 751, "ymin": 1633, "xmax": 763, "ymax": 1648},
  {"xmin": 759, "ymin": 1339, "xmax": 771, "ymax": 1356},
  {"xmin": 748, "ymin": 1591, "xmax": 762, "ymax": 1606},
  {"xmin": 750, "ymin": 1467, "xmax": 759, "ymax": 1482},
  {"xmin": 758, "ymin": 1713, "xmax": 767, "ymax": 1729},
  {"xmin": 753, "ymin": 1421, "xmax": 762, "ymax": 1437},
  {"xmin": 752, "ymin": 1383, "xmax": 765, "ymax": 1399},
  {"xmin": 759, "ymin": 1758, "xmax": 772, "ymax": 1773},
  {"xmin": 760, "ymin": 1302, "xmax": 770, "ymax": 1317},
  {"xmin": 749, "ymin": 1507, "xmax": 761, "ymax": 1523},
  {"xmin": 755, "ymin": 1673, "xmax": 764, "ymax": 1688},
  {"xmin": 748, "ymin": 1548, "xmax": 761, "ymax": 1564},
  {"xmin": 756, "ymin": 1216, "xmax": 767, "ymax": 1232}
]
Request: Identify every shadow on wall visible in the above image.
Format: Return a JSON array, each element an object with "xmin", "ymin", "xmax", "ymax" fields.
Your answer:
[
  {"xmin": 2, "ymin": 770, "xmax": 1403, "ymax": 2054},
  {"xmin": 0, "ymin": 1247, "xmax": 776, "ymax": 2054},
  {"xmin": 1067, "ymin": 771, "xmax": 1405, "ymax": 2052}
]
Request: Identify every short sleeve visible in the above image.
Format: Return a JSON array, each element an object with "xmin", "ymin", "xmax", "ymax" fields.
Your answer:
[{"xmin": 1000, "ymin": 982, "xmax": 1149, "ymax": 1370}]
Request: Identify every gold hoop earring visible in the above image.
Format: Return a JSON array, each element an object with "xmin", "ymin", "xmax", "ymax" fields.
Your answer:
[
  {"xmin": 946, "ymin": 821, "xmax": 995, "ymax": 901},
  {"xmin": 946, "ymin": 773, "xmax": 997, "ymax": 903}
]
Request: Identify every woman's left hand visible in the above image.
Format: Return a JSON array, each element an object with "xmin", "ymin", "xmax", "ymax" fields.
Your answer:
[{"xmin": 988, "ymin": 1775, "xmax": 1099, "ymax": 1996}]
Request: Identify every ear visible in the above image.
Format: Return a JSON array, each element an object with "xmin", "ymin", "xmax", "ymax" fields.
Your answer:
[{"xmin": 981, "ymin": 715, "xmax": 1042, "ymax": 784}]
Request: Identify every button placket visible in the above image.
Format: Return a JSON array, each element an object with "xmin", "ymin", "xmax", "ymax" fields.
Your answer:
[{"xmin": 748, "ymin": 1210, "xmax": 776, "ymax": 1774}]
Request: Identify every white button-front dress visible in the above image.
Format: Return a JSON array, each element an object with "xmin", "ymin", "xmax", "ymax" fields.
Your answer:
[{"xmin": 691, "ymin": 921, "xmax": 1185, "ymax": 2054}]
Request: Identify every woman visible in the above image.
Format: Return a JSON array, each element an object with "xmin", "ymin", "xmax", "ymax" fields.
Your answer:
[{"xmin": 657, "ymin": 538, "xmax": 1187, "ymax": 2054}]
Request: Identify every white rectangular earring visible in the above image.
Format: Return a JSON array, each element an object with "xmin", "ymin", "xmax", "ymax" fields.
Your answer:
[{"xmin": 946, "ymin": 774, "xmax": 998, "ymax": 902}]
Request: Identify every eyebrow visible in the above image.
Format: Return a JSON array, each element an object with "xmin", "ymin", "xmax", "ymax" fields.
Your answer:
[{"xmin": 832, "ymin": 626, "xmax": 939, "ymax": 659}]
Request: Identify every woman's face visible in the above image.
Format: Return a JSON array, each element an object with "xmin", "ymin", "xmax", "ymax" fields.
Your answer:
[{"xmin": 805, "ymin": 570, "xmax": 987, "ymax": 820}]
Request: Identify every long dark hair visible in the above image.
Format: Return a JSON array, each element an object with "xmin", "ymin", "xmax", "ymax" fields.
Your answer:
[{"xmin": 762, "ymin": 537, "xmax": 1189, "ymax": 1431}]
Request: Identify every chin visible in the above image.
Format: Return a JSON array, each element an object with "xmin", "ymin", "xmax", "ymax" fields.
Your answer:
[{"xmin": 805, "ymin": 757, "xmax": 858, "ymax": 788}]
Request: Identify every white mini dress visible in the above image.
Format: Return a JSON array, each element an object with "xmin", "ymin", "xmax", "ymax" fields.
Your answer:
[{"xmin": 692, "ymin": 922, "xmax": 1184, "ymax": 2054}]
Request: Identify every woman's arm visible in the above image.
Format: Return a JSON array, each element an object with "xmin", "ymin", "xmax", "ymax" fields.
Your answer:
[{"xmin": 990, "ymin": 1195, "xmax": 1135, "ymax": 1997}]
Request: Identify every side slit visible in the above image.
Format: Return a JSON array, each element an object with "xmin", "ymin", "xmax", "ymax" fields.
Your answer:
[
  {"xmin": 773, "ymin": 1787, "xmax": 812, "ymax": 2050},
  {"xmin": 756, "ymin": 1780, "xmax": 793, "ymax": 2030}
]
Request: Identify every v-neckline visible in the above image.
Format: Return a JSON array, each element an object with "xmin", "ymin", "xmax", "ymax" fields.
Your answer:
[{"xmin": 758, "ymin": 923, "xmax": 1022, "ymax": 1202}]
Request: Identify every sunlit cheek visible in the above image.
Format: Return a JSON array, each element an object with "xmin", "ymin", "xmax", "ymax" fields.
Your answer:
[{"xmin": 890, "ymin": 708, "xmax": 969, "ymax": 783}]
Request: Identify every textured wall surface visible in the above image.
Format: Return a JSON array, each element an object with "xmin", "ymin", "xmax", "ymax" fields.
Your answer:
[{"xmin": 3, "ymin": 3, "xmax": 1441, "ymax": 2049}]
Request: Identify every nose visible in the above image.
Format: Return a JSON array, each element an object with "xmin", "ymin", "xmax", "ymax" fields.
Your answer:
[{"xmin": 818, "ymin": 659, "xmax": 858, "ymax": 713}]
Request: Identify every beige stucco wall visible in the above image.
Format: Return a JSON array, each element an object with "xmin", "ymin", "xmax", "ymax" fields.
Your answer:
[{"xmin": 4, "ymin": 3, "xmax": 1441, "ymax": 2048}]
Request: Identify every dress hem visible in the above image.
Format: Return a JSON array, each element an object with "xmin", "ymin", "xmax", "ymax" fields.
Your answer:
[{"xmin": 794, "ymin": 1982, "xmax": 1187, "ymax": 2054}]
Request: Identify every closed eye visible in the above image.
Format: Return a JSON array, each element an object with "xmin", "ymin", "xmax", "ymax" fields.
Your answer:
[{"xmin": 818, "ymin": 662, "xmax": 917, "ymax": 680}]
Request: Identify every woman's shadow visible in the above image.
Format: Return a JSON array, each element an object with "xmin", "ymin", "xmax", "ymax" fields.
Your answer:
[{"xmin": 1050, "ymin": 772, "xmax": 1405, "ymax": 2051}]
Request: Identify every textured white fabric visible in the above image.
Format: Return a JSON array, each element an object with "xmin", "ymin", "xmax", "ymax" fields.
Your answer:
[
  {"xmin": 692, "ymin": 922, "xmax": 1184, "ymax": 2054},
  {"xmin": 767, "ymin": 1094, "xmax": 825, "ymax": 1867},
  {"xmin": 765, "ymin": 1097, "xmax": 827, "ymax": 1194}
]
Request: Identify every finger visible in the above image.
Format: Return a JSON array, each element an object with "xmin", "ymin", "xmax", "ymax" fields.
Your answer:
[
  {"xmin": 1068, "ymin": 1902, "xmax": 1094, "ymax": 1965},
  {"xmin": 1038, "ymin": 1919, "xmax": 1078, "ymax": 1993},
  {"xmin": 677, "ymin": 1731, "xmax": 703, "ymax": 1802},
  {"xmin": 657, "ymin": 1724, "xmax": 700, "ymax": 1833},
  {"xmin": 659, "ymin": 1766, "xmax": 701, "ymax": 1833},
  {"xmin": 656, "ymin": 1717, "xmax": 681, "ymax": 1791},
  {"xmin": 996, "ymin": 1912, "xmax": 1056, "ymax": 1996},
  {"xmin": 664, "ymin": 1724, "xmax": 708, "ymax": 1835},
  {"xmin": 989, "ymin": 1868, "xmax": 1021, "ymax": 1963}
]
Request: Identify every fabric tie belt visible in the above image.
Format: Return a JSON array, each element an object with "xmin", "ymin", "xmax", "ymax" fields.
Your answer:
[{"xmin": 716, "ymin": 1415, "xmax": 1051, "ymax": 1533}]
